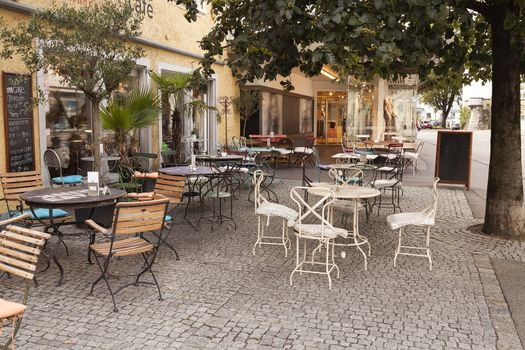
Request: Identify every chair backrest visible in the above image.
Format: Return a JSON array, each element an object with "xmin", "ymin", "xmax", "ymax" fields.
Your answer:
[
  {"xmin": 0, "ymin": 172, "xmax": 43, "ymax": 212},
  {"xmin": 112, "ymin": 197, "xmax": 169, "ymax": 236},
  {"xmin": 329, "ymin": 165, "xmax": 363, "ymax": 186},
  {"xmin": 239, "ymin": 136, "xmax": 248, "ymax": 148},
  {"xmin": 304, "ymin": 136, "xmax": 315, "ymax": 149},
  {"xmin": 0, "ymin": 225, "xmax": 51, "ymax": 281},
  {"xmin": 423, "ymin": 177, "xmax": 440, "ymax": 219},
  {"xmin": 415, "ymin": 141, "xmax": 424, "ymax": 155},
  {"xmin": 231, "ymin": 136, "xmax": 241, "ymax": 150},
  {"xmin": 290, "ymin": 186, "xmax": 337, "ymax": 239},
  {"xmin": 43, "ymin": 149, "xmax": 63, "ymax": 185},
  {"xmin": 341, "ymin": 135, "xmax": 356, "ymax": 153},
  {"xmin": 130, "ymin": 156, "xmax": 150, "ymax": 172},
  {"xmin": 252, "ymin": 169, "xmax": 266, "ymax": 211},
  {"xmin": 352, "ymin": 164, "xmax": 377, "ymax": 187},
  {"xmin": 154, "ymin": 172, "xmax": 186, "ymax": 204},
  {"xmin": 278, "ymin": 137, "xmax": 294, "ymax": 150}
]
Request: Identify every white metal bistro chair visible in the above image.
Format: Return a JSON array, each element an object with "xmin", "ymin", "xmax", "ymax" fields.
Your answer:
[
  {"xmin": 386, "ymin": 177, "xmax": 439, "ymax": 270},
  {"xmin": 403, "ymin": 141, "xmax": 424, "ymax": 175},
  {"xmin": 290, "ymin": 186, "xmax": 348, "ymax": 290},
  {"xmin": 252, "ymin": 170, "xmax": 298, "ymax": 257}
]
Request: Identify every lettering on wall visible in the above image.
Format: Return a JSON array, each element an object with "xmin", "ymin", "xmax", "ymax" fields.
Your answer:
[
  {"xmin": 2, "ymin": 72, "xmax": 35, "ymax": 172},
  {"xmin": 70, "ymin": 0, "xmax": 154, "ymax": 19}
]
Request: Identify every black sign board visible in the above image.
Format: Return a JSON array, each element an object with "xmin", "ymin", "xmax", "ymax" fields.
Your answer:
[
  {"xmin": 2, "ymin": 72, "xmax": 35, "ymax": 172},
  {"xmin": 434, "ymin": 130, "xmax": 472, "ymax": 190}
]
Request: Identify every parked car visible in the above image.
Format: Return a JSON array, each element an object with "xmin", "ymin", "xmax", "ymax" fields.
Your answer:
[
  {"xmin": 421, "ymin": 120, "xmax": 432, "ymax": 129},
  {"xmin": 431, "ymin": 120, "xmax": 441, "ymax": 127}
]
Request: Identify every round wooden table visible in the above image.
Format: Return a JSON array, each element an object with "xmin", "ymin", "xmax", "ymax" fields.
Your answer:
[{"xmin": 21, "ymin": 186, "xmax": 126, "ymax": 285}]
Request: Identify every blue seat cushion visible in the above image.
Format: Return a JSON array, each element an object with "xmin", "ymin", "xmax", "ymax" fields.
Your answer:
[
  {"xmin": 25, "ymin": 208, "xmax": 69, "ymax": 220},
  {"xmin": 165, "ymin": 215, "xmax": 172, "ymax": 222},
  {"xmin": 52, "ymin": 175, "xmax": 83, "ymax": 185},
  {"xmin": 318, "ymin": 164, "xmax": 331, "ymax": 171}
]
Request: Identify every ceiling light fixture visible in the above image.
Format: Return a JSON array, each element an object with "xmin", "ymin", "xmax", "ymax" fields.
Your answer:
[{"xmin": 320, "ymin": 69, "xmax": 337, "ymax": 80}]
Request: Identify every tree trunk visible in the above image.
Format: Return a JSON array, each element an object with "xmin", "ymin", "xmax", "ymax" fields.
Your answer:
[
  {"xmin": 172, "ymin": 108, "xmax": 183, "ymax": 163},
  {"xmin": 242, "ymin": 119, "xmax": 247, "ymax": 137},
  {"xmin": 91, "ymin": 99, "xmax": 102, "ymax": 173},
  {"xmin": 441, "ymin": 110, "xmax": 448, "ymax": 128},
  {"xmin": 483, "ymin": 5, "xmax": 524, "ymax": 236}
]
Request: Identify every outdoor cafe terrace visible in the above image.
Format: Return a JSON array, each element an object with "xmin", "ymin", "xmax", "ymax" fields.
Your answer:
[{"xmin": 0, "ymin": 139, "xmax": 523, "ymax": 350}]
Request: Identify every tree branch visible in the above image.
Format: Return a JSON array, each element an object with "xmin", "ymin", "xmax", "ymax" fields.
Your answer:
[{"xmin": 465, "ymin": 0, "xmax": 490, "ymax": 19}]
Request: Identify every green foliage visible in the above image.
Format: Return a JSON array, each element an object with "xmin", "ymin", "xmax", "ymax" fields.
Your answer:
[
  {"xmin": 100, "ymin": 88, "xmax": 160, "ymax": 164},
  {"xmin": 420, "ymin": 71, "xmax": 463, "ymax": 127},
  {"xmin": 101, "ymin": 88, "xmax": 160, "ymax": 133},
  {"xmin": 150, "ymin": 70, "xmax": 214, "ymax": 161},
  {"xmin": 233, "ymin": 89, "xmax": 261, "ymax": 136},
  {"xmin": 0, "ymin": 0, "xmax": 144, "ymax": 171},
  {"xmin": 459, "ymin": 106, "xmax": 471, "ymax": 130},
  {"xmin": 0, "ymin": 0, "xmax": 144, "ymax": 102}
]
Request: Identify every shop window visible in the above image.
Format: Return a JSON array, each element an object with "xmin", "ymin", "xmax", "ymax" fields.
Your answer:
[{"xmin": 44, "ymin": 66, "xmax": 144, "ymax": 176}]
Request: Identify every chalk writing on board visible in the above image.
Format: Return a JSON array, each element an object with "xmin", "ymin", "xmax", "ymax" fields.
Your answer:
[{"xmin": 3, "ymin": 72, "xmax": 35, "ymax": 172}]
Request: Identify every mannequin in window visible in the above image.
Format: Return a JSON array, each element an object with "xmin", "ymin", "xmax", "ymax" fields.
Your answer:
[{"xmin": 383, "ymin": 96, "xmax": 397, "ymax": 133}]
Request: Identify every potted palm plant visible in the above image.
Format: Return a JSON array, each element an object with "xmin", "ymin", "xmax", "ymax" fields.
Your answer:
[{"xmin": 100, "ymin": 88, "xmax": 160, "ymax": 165}]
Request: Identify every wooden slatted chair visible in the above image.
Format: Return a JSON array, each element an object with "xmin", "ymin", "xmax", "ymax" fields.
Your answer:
[
  {"xmin": 0, "ymin": 224, "xmax": 51, "ymax": 349},
  {"xmin": 0, "ymin": 171, "xmax": 70, "ymax": 226},
  {"xmin": 126, "ymin": 173, "xmax": 186, "ymax": 259},
  {"xmin": 86, "ymin": 197, "xmax": 170, "ymax": 312}
]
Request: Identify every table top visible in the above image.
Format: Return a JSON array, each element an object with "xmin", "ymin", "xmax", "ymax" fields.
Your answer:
[
  {"xmin": 332, "ymin": 153, "xmax": 378, "ymax": 160},
  {"xmin": 246, "ymin": 147, "xmax": 290, "ymax": 154},
  {"xmin": 308, "ymin": 185, "xmax": 380, "ymax": 199},
  {"xmin": 81, "ymin": 156, "xmax": 121, "ymax": 162},
  {"xmin": 196, "ymin": 154, "xmax": 244, "ymax": 162},
  {"xmin": 159, "ymin": 166, "xmax": 216, "ymax": 176},
  {"xmin": 21, "ymin": 186, "xmax": 126, "ymax": 208}
]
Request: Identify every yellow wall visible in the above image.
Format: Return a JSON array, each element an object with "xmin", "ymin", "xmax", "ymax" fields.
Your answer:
[
  {"xmin": 0, "ymin": 0, "xmax": 239, "ymax": 175},
  {"xmin": 0, "ymin": 9, "xmax": 41, "ymax": 174}
]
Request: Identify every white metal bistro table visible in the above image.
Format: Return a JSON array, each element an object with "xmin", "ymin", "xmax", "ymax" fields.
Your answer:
[
  {"xmin": 331, "ymin": 152, "xmax": 379, "ymax": 164},
  {"xmin": 308, "ymin": 184, "xmax": 380, "ymax": 270}
]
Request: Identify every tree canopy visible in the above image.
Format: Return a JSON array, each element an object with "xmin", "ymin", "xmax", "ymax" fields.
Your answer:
[
  {"xmin": 177, "ymin": 0, "xmax": 524, "ymax": 236},
  {"xmin": 0, "ymin": 0, "xmax": 144, "ymax": 171},
  {"xmin": 420, "ymin": 71, "xmax": 463, "ymax": 127}
]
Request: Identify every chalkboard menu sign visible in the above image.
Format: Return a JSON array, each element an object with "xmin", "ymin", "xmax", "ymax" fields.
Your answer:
[
  {"xmin": 434, "ymin": 130, "xmax": 472, "ymax": 190},
  {"xmin": 2, "ymin": 72, "xmax": 35, "ymax": 172}
]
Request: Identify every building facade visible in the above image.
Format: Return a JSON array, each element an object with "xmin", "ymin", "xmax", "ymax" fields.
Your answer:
[{"xmin": 0, "ymin": 0, "xmax": 239, "ymax": 178}]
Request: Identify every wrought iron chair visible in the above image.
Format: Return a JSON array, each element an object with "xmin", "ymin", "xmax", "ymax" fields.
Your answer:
[
  {"xmin": 387, "ymin": 177, "xmax": 439, "ymax": 270},
  {"xmin": 290, "ymin": 186, "xmax": 348, "ymax": 290},
  {"xmin": 115, "ymin": 164, "xmax": 143, "ymax": 194},
  {"xmin": 198, "ymin": 168, "xmax": 237, "ymax": 231},
  {"xmin": 0, "ymin": 224, "xmax": 51, "ymax": 349},
  {"xmin": 43, "ymin": 149, "xmax": 83, "ymax": 187},
  {"xmin": 372, "ymin": 154, "xmax": 405, "ymax": 214},
  {"xmin": 248, "ymin": 151, "xmax": 279, "ymax": 203},
  {"xmin": 276, "ymin": 137, "xmax": 295, "ymax": 168},
  {"xmin": 312, "ymin": 147, "xmax": 331, "ymax": 182},
  {"xmin": 86, "ymin": 197, "xmax": 170, "ymax": 312},
  {"xmin": 403, "ymin": 141, "xmax": 424, "ymax": 175},
  {"xmin": 252, "ymin": 170, "xmax": 298, "ymax": 257},
  {"xmin": 293, "ymin": 136, "xmax": 315, "ymax": 166}
]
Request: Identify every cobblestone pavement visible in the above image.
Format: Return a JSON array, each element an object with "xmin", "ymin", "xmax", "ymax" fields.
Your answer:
[{"xmin": 3, "ymin": 180, "xmax": 524, "ymax": 349}]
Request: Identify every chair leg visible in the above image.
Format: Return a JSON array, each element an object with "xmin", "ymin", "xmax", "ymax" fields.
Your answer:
[
  {"xmin": 325, "ymin": 240, "xmax": 332, "ymax": 290},
  {"xmin": 394, "ymin": 227, "xmax": 402, "ymax": 268},
  {"xmin": 141, "ymin": 252, "xmax": 163, "ymax": 301},
  {"xmin": 91, "ymin": 253, "xmax": 118, "ymax": 312},
  {"xmin": 426, "ymin": 226, "xmax": 432, "ymax": 271},
  {"xmin": 253, "ymin": 216, "xmax": 261, "ymax": 255}
]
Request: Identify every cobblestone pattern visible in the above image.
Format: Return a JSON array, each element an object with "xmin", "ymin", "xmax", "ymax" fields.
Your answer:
[{"xmin": 1, "ymin": 182, "xmax": 523, "ymax": 349}]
